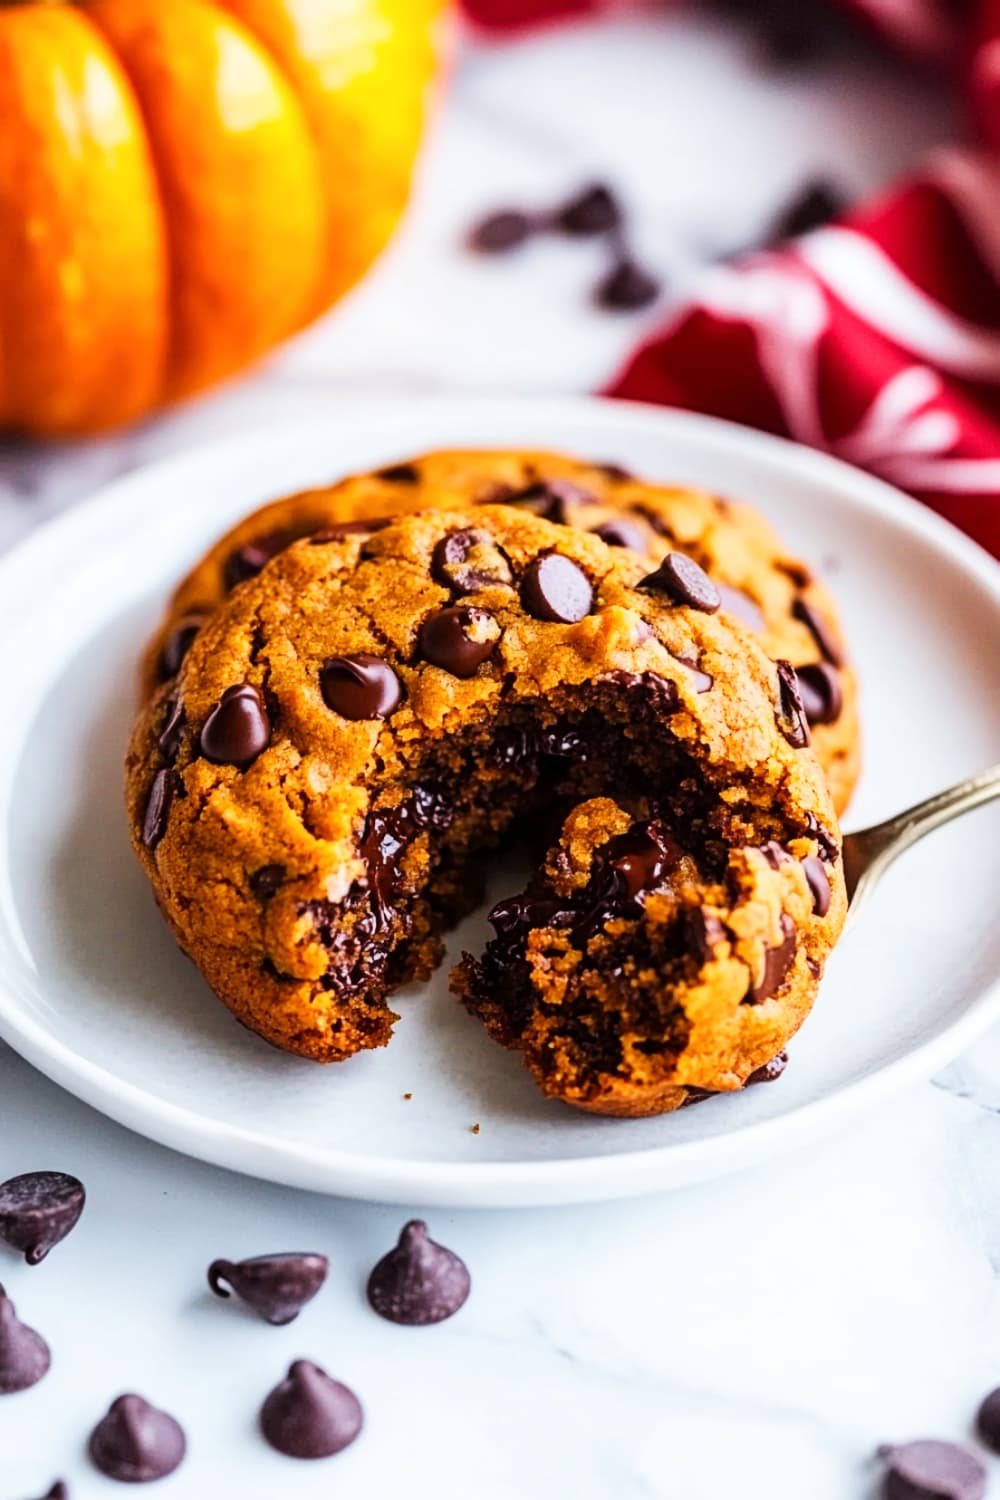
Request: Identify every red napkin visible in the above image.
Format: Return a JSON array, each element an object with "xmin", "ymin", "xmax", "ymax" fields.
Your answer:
[{"xmin": 463, "ymin": 0, "xmax": 1000, "ymax": 558}]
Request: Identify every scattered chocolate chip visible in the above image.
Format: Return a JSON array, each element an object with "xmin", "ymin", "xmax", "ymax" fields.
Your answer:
[
  {"xmin": 142, "ymin": 768, "xmax": 181, "ymax": 852},
  {"xmin": 553, "ymin": 182, "xmax": 622, "ymax": 236},
  {"xmin": 746, "ymin": 1050, "xmax": 788, "ymax": 1086},
  {"xmin": 768, "ymin": 179, "xmax": 846, "ymax": 244},
  {"xmin": 638, "ymin": 552, "xmax": 721, "ymax": 613},
  {"xmin": 0, "ymin": 1286, "xmax": 51, "ymax": 1394},
  {"xmin": 199, "ymin": 683, "xmax": 271, "ymax": 768},
  {"xmin": 366, "ymin": 1220, "xmax": 471, "ymax": 1326},
  {"xmin": 156, "ymin": 698, "xmax": 185, "ymax": 762},
  {"xmin": 976, "ymin": 1388, "xmax": 1000, "ymax": 1454},
  {"xmin": 594, "ymin": 256, "xmax": 661, "ymax": 311},
  {"xmin": 419, "ymin": 606, "xmax": 500, "ymax": 679},
  {"xmin": 223, "ymin": 532, "xmax": 288, "ymax": 591},
  {"xmin": 260, "ymin": 1360, "xmax": 363, "ymax": 1459},
  {"xmin": 0, "ymin": 1172, "xmax": 85, "ymax": 1265},
  {"xmin": 32, "ymin": 1484, "xmax": 67, "ymax": 1500},
  {"xmin": 802, "ymin": 855, "xmax": 831, "ymax": 916},
  {"xmin": 311, "ymin": 518, "xmax": 390, "ymax": 543},
  {"xmin": 504, "ymin": 478, "xmax": 595, "ymax": 524},
  {"xmin": 320, "ymin": 654, "xmax": 402, "ymax": 721},
  {"xmin": 792, "ymin": 596, "xmax": 843, "ymax": 666},
  {"xmin": 590, "ymin": 517, "xmax": 647, "ymax": 550},
  {"xmin": 520, "ymin": 553, "xmax": 593, "ymax": 623},
  {"xmin": 685, "ymin": 906, "xmax": 727, "ymax": 966},
  {"xmin": 716, "ymin": 583, "xmax": 765, "ymax": 632},
  {"xmin": 160, "ymin": 615, "xmax": 207, "ymax": 680},
  {"xmin": 249, "ymin": 864, "xmax": 286, "ymax": 900},
  {"xmin": 775, "ymin": 660, "xmax": 810, "ymax": 748},
  {"xmin": 375, "ymin": 462, "xmax": 420, "ymax": 483},
  {"xmin": 208, "ymin": 1252, "xmax": 328, "ymax": 1326},
  {"xmin": 431, "ymin": 528, "xmax": 513, "ymax": 595},
  {"xmin": 878, "ymin": 1440, "xmax": 986, "ymax": 1500},
  {"xmin": 89, "ymin": 1395, "xmax": 186, "ymax": 1483},
  {"xmin": 745, "ymin": 913, "xmax": 796, "ymax": 1004},
  {"xmin": 794, "ymin": 662, "xmax": 843, "ymax": 725},
  {"xmin": 468, "ymin": 209, "xmax": 535, "ymax": 254}
]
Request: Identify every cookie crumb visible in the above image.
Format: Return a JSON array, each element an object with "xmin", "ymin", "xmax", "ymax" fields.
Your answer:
[
  {"xmin": 470, "ymin": 1123, "xmax": 481, "ymax": 1135},
  {"xmin": 402, "ymin": 1092, "xmax": 413, "ymax": 1101}
]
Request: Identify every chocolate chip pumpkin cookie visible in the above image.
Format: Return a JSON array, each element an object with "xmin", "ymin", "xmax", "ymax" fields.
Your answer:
[
  {"xmin": 141, "ymin": 450, "xmax": 859, "ymax": 814},
  {"xmin": 126, "ymin": 506, "xmax": 846, "ymax": 1114}
]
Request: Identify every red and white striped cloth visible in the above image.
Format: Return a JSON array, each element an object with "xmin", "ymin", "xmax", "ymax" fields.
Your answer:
[{"xmin": 463, "ymin": 0, "xmax": 1000, "ymax": 558}]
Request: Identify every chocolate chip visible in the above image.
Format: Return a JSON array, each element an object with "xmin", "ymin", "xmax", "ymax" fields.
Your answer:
[
  {"xmin": 311, "ymin": 518, "xmax": 390, "ymax": 543},
  {"xmin": 467, "ymin": 209, "xmax": 535, "ymax": 253},
  {"xmin": 594, "ymin": 257, "xmax": 661, "ymax": 311},
  {"xmin": 598, "ymin": 462, "xmax": 633, "ymax": 482},
  {"xmin": 32, "ymin": 1484, "xmax": 67, "ymax": 1500},
  {"xmin": 157, "ymin": 699, "xmax": 185, "ymax": 762},
  {"xmin": 746, "ymin": 1050, "xmax": 788, "ymax": 1086},
  {"xmin": 672, "ymin": 649, "xmax": 713, "ymax": 693},
  {"xmin": 792, "ymin": 596, "xmax": 843, "ymax": 666},
  {"xmin": 260, "ymin": 1360, "xmax": 363, "ymax": 1459},
  {"xmin": 878, "ymin": 1441, "xmax": 986, "ymax": 1500},
  {"xmin": 223, "ymin": 532, "xmax": 288, "ymax": 591},
  {"xmin": 208, "ymin": 1253, "xmax": 328, "ymax": 1326},
  {"xmin": 685, "ymin": 906, "xmax": 727, "ymax": 965},
  {"xmin": 802, "ymin": 855, "xmax": 831, "ymax": 916},
  {"xmin": 805, "ymin": 812, "xmax": 839, "ymax": 863},
  {"xmin": 0, "ymin": 1286, "xmax": 51, "ymax": 1393},
  {"xmin": 609, "ymin": 822, "xmax": 680, "ymax": 901},
  {"xmin": 0, "ymin": 1172, "xmax": 85, "ymax": 1265},
  {"xmin": 717, "ymin": 583, "xmax": 765, "ymax": 632},
  {"xmin": 375, "ymin": 462, "xmax": 419, "ymax": 483},
  {"xmin": 159, "ymin": 614, "xmax": 206, "ymax": 680},
  {"xmin": 760, "ymin": 840, "xmax": 791, "ymax": 869},
  {"xmin": 521, "ymin": 553, "xmax": 593, "ymax": 623},
  {"xmin": 249, "ymin": 864, "xmax": 286, "ymax": 900},
  {"xmin": 504, "ymin": 479, "xmax": 594, "ymax": 524},
  {"xmin": 769, "ymin": 179, "xmax": 846, "ymax": 244},
  {"xmin": 775, "ymin": 660, "xmax": 810, "ymax": 748},
  {"xmin": 976, "ymin": 1388, "xmax": 1000, "ymax": 1454},
  {"xmin": 320, "ymin": 654, "xmax": 402, "ymax": 720},
  {"xmin": 367, "ymin": 1220, "xmax": 471, "ymax": 1326},
  {"xmin": 638, "ymin": 552, "xmax": 721, "ymax": 612},
  {"xmin": 199, "ymin": 683, "xmax": 271, "ymax": 768},
  {"xmin": 142, "ymin": 769, "xmax": 181, "ymax": 852},
  {"xmin": 89, "ymin": 1395, "xmax": 186, "ymax": 1483},
  {"xmin": 590, "ymin": 517, "xmax": 647, "ymax": 550},
  {"xmin": 431, "ymin": 528, "xmax": 513, "ymax": 595},
  {"xmin": 553, "ymin": 182, "xmax": 622, "ymax": 236},
  {"xmin": 419, "ymin": 606, "xmax": 500, "ymax": 678},
  {"xmin": 795, "ymin": 662, "xmax": 843, "ymax": 725},
  {"xmin": 745, "ymin": 913, "xmax": 796, "ymax": 1004}
]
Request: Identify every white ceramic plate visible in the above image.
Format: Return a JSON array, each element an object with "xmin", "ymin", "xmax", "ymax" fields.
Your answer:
[{"xmin": 1, "ymin": 397, "xmax": 998, "ymax": 1207}]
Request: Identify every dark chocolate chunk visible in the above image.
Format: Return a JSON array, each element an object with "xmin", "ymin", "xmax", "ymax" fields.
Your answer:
[
  {"xmin": 802, "ymin": 855, "xmax": 831, "ymax": 916},
  {"xmin": 685, "ymin": 906, "xmax": 727, "ymax": 966},
  {"xmin": 142, "ymin": 769, "xmax": 181, "ymax": 852},
  {"xmin": 431, "ymin": 528, "xmax": 513, "ymax": 595},
  {"xmin": 199, "ymin": 683, "xmax": 271, "ymax": 768},
  {"xmin": 419, "ymin": 606, "xmax": 500, "ymax": 678},
  {"xmin": 608, "ymin": 821, "xmax": 680, "ymax": 902},
  {"xmin": 805, "ymin": 812, "xmax": 839, "ymax": 863},
  {"xmin": 156, "ymin": 698, "xmax": 185, "ymax": 762},
  {"xmin": 320, "ymin": 654, "xmax": 402, "ymax": 721},
  {"xmin": 0, "ymin": 1286, "xmax": 51, "ymax": 1393},
  {"xmin": 590, "ymin": 517, "xmax": 647, "ymax": 550},
  {"xmin": 260, "ymin": 1360, "xmax": 363, "ymax": 1459},
  {"xmin": 794, "ymin": 662, "xmax": 843, "ymax": 725},
  {"xmin": 311, "ymin": 518, "xmax": 389, "ymax": 543},
  {"xmin": 769, "ymin": 180, "xmax": 846, "ymax": 244},
  {"xmin": 775, "ymin": 660, "xmax": 810, "ymax": 748},
  {"xmin": 520, "ymin": 553, "xmax": 593, "ymax": 623},
  {"xmin": 745, "ymin": 914, "xmax": 796, "ymax": 1004},
  {"xmin": 160, "ymin": 614, "xmax": 206, "ymax": 680},
  {"xmin": 792, "ymin": 596, "xmax": 843, "ymax": 666},
  {"xmin": 89, "ymin": 1395, "xmax": 186, "ymax": 1483},
  {"xmin": 0, "ymin": 1172, "xmax": 85, "ymax": 1265},
  {"xmin": 366, "ymin": 1220, "xmax": 471, "ymax": 1326},
  {"xmin": 375, "ymin": 462, "xmax": 419, "ymax": 483},
  {"xmin": 878, "ymin": 1440, "xmax": 986, "ymax": 1500},
  {"xmin": 638, "ymin": 552, "xmax": 721, "ymax": 613},
  {"xmin": 717, "ymin": 583, "xmax": 765, "ymax": 633},
  {"xmin": 467, "ymin": 209, "xmax": 535, "ymax": 254},
  {"xmin": 976, "ymin": 1388, "xmax": 1000, "ymax": 1454},
  {"xmin": 249, "ymin": 864, "xmax": 286, "ymax": 900},
  {"xmin": 553, "ymin": 182, "xmax": 622, "ymax": 236},
  {"xmin": 746, "ymin": 1050, "xmax": 788, "ymax": 1086},
  {"xmin": 223, "ymin": 532, "xmax": 288, "ymax": 591},
  {"xmin": 594, "ymin": 257, "xmax": 661, "ymax": 311},
  {"xmin": 504, "ymin": 479, "xmax": 595, "ymax": 525},
  {"xmin": 208, "ymin": 1252, "xmax": 328, "ymax": 1326}
]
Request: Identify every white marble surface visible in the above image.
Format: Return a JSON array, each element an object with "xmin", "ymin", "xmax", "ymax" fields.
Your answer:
[{"xmin": 2, "ymin": 11, "xmax": 999, "ymax": 1499}]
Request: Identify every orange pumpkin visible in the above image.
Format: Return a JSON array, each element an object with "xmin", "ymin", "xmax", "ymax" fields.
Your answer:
[{"xmin": 0, "ymin": 0, "xmax": 444, "ymax": 437}]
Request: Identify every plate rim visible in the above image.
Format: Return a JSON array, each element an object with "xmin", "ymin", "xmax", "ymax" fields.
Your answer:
[{"xmin": 1, "ymin": 394, "xmax": 999, "ymax": 1207}]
